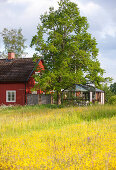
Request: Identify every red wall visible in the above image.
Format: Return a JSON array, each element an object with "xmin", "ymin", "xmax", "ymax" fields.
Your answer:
[
  {"xmin": 26, "ymin": 76, "xmax": 35, "ymax": 94},
  {"xmin": 0, "ymin": 83, "xmax": 26, "ymax": 105},
  {"xmin": 37, "ymin": 60, "xmax": 44, "ymax": 72},
  {"xmin": 26, "ymin": 60, "xmax": 44, "ymax": 94},
  {"xmin": 26, "ymin": 75, "xmax": 42, "ymax": 94}
]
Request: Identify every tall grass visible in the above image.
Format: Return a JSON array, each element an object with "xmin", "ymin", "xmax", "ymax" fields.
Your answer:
[
  {"xmin": 0, "ymin": 105, "xmax": 116, "ymax": 137},
  {"xmin": 80, "ymin": 105, "xmax": 116, "ymax": 120},
  {"xmin": 0, "ymin": 105, "xmax": 116, "ymax": 169}
]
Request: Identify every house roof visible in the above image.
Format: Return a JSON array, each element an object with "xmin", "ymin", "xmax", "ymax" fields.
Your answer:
[
  {"xmin": 63, "ymin": 84, "xmax": 104, "ymax": 93},
  {"xmin": 78, "ymin": 84, "xmax": 104, "ymax": 92},
  {"xmin": 75, "ymin": 85, "xmax": 88, "ymax": 92},
  {"xmin": 0, "ymin": 58, "xmax": 40, "ymax": 82},
  {"xmin": 63, "ymin": 84, "xmax": 88, "ymax": 92},
  {"xmin": 95, "ymin": 88, "xmax": 104, "ymax": 93}
]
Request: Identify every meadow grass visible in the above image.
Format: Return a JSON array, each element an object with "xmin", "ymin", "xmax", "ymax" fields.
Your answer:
[{"xmin": 0, "ymin": 104, "xmax": 116, "ymax": 169}]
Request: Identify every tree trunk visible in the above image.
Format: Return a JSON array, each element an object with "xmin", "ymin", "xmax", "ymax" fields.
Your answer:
[{"xmin": 57, "ymin": 91, "xmax": 61, "ymax": 105}]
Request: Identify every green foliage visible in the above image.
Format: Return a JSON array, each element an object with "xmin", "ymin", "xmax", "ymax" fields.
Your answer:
[
  {"xmin": 31, "ymin": 0, "xmax": 108, "ymax": 104},
  {"xmin": 109, "ymin": 95, "xmax": 116, "ymax": 105},
  {"xmin": 1, "ymin": 28, "xmax": 27, "ymax": 58},
  {"xmin": 110, "ymin": 82, "xmax": 116, "ymax": 95}
]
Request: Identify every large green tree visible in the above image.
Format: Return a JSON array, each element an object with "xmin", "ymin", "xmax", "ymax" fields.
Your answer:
[
  {"xmin": 1, "ymin": 28, "xmax": 27, "ymax": 58},
  {"xmin": 31, "ymin": 0, "xmax": 107, "ymax": 105}
]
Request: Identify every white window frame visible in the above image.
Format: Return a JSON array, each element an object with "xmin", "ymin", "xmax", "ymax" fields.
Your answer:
[
  {"xmin": 6, "ymin": 90, "xmax": 16, "ymax": 102},
  {"xmin": 35, "ymin": 72, "xmax": 40, "ymax": 76},
  {"xmin": 35, "ymin": 72, "xmax": 40, "ymax": 84},
  {"xmin": 32, "ymin": 91, "xmax": 37, "ymax": 94}
]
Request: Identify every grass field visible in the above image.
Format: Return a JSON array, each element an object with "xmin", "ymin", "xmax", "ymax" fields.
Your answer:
[{"xmin": 0, "ymin": 105, "xmax": 116, "ymax": 169}]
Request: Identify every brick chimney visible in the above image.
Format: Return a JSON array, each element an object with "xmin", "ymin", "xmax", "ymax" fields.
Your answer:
[{"xmin": 8, "ymin": 52, "xmax": 15, "ymax": 60}]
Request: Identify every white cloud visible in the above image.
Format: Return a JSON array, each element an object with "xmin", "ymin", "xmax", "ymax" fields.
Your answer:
[
  {"xmin": 77, "ymin": 1, "xmax": 116, "ymax": 39},
  {"xmin": 78, "ymin": 2, "xmax": 101, "ymax": 16},
  {"xmin": 7, "ymin": 0, "xmax": 59, "ymax": 7},
  {"xmin": 99, "ymin": 55, "xmax": 116, "ymax": 82},
  {"xmin": 7, "ymin": 0, "xmax": 32, "ymax": 4},
  {"xmin": 102, "ymin": 24, "xmax": 116, "ymax": 39}
]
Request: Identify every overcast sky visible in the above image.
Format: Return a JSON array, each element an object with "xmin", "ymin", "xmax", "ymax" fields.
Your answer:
[{"xmin": 0, "ymin": 0, "xmax": 116, "ymax": 83}]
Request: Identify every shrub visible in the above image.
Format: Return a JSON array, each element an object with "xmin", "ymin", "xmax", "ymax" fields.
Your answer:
[{"xmin": 109, "ymin": 95, "xmax": 116, "ymax": 105}]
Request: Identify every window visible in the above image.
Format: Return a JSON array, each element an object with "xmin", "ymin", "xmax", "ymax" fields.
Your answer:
[
  {"xmin": 35, "ymin": 72, "xmax": 40, "ymax": 84},
  {"xmin": 31, "ymin": 91, "xmax": 37, "ymax": 94},
  {"xmin": 35, "ymin": 72, "xmax": 40, "ymax": 75},
  {"xmin": 6, "ymin": 91, "xmax": 16, "ymax": 102}
]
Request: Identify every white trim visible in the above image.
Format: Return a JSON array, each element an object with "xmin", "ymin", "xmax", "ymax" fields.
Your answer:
[
  {"xmin": 32, "ymin": 91, "xmax": 37, "ymax": 94},
  {"xmin": 35, "ymin": 72, "xmax": 40, "ymax": 75},
  {"xmin": 101, "ymin": 92, "xmax": 104, "ymax": 105},
  {"xmin": 102, "ymin": 93, "xmax": 104, "ymax": 104},
  {"xmin": 6, "ymin": 90, "xmax": 16, "ymax": 102},
  {"xmin": 90, "ymin": 92, "xmax": 92, "ymax": 102}
]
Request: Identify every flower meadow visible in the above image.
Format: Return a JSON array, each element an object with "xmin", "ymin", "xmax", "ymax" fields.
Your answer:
[{"xmin": 0, "ymin": 105, "xmax": 116, "ymax": 169}]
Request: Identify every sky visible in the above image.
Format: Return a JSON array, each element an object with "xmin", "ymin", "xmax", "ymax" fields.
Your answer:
[{"xmin": 0, "ymin": 0, "xmax": 116, "ymax": 83}]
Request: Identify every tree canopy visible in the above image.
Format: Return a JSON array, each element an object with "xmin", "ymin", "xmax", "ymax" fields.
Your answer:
[
  {"xmin": 31, "ymin": 0, "xmax": 108, "ymax": 104},
  {"xmin": 1, "ymin": 28, "xmax": 27, "ymax": 58}
]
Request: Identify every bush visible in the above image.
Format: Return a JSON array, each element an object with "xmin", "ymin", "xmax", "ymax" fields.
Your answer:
[{"xmin": 109, "ymin": 95, "xmax": 116, "ymax": 105}]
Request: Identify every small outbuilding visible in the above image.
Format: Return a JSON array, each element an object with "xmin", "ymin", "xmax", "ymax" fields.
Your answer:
[{"xmin": 62, "ymin": 84, "xmax": 104, "ymax": 105}]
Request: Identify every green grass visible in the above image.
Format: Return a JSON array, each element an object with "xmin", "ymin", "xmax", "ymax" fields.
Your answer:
[
  {"xmin": 0, "ymin": 104, "xmax": 116, "ymax": 137},
  {"xmin": 80, "ymin": 105, "xmax": 116, "ymax": 120}
]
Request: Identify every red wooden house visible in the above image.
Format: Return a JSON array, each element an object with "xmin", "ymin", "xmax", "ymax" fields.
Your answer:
[{"xmin": 0, "ymin": 52, "xmax": 44, "ymax": 105}]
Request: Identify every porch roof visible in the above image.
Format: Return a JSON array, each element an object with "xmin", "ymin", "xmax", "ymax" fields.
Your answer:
[
  {"xmin": 63, "ymin": 84, "xmax": 104, "ymax": 93},
  {"xmin": 75, "ymin": 85, "xmax": 88, "ymax": 92}
]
